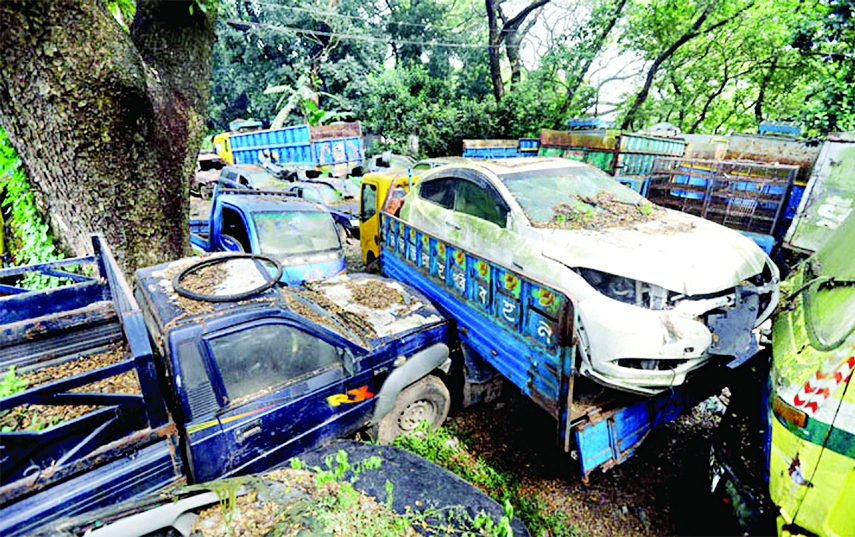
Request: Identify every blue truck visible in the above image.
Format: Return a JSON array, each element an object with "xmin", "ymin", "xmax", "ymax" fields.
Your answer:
[
  {"xmin": 378, "ymin": 209, "xmax": 732, "ymax": 480},
  {"xmin": 0, "ymin": 238, "xmax": 457, "ymax": 536},
  {"xmin": 219, "ymin": 122, "xmax": 364, "ymax": 178},
  {"xmin": 189, "ymin": 188, "xmax": 346, "ymax": 284}
]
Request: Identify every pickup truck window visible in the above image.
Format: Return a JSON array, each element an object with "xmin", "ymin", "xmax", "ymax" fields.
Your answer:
[
  {"xmin": 361, "ymin": 183, "xmax": 377, "ymax": 222},
  {"xmin": 208, "ymin": 323, "xmax": 341, "ymax": 403},
  {"xmin": 455, "ymin": 178, "xmax": 509, "ymax": 227},
  {"xmin": 221, "ymin": 207, "xmax": 251, "ymax": 251},
  {"xmin": 254, "ymin": 212, "xmax": 340, "ymax": 256},
  {"xmin": 419, "ymin": 178, "xmax": 455, "ymax": 209}
]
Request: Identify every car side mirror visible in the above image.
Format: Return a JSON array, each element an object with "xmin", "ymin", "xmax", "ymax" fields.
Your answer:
[{"xmin": 220, "ymin": 234, "xmax": 245, "ymax": 252}]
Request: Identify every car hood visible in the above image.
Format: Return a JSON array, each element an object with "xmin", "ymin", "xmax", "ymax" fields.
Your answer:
[{"xmin": 536, "ymin": 209, "xmax": 768, "ymax": 295}]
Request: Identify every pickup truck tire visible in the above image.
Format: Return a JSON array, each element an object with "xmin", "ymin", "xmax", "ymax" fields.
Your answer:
[
  {"xmin": 376, "ymin": 375, "xmax": 450, "ymax": 445},
  {"xmin": 200, "ymin": 184, "xmax": 213, "ymax": 200}
]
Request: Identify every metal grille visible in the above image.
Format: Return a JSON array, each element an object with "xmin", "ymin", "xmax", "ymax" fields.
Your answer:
[{"xmin": 647, "ymin": 158, "xmax": 798, "ymax": 235}]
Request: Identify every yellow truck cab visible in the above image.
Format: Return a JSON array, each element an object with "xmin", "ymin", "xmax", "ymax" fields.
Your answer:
[
  {"xmin": 212, "ymin": 132, "xmax": 233, "ymax": 165},
  {"xmin": 359, "ymin": 157, "xmax": 474, "ymax": 265},
  {"xmin": 359, "ymin": 169, "xmax": 418, "ymax": 265},
  {"xmin": 769, "ymin": 212, "xmax": 855, "ymax": 537}
]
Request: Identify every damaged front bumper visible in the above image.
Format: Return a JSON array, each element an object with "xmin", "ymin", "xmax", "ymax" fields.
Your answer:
[{"xmin": 579, "ymin": 267, "xmax": 778, "ymax": 395}]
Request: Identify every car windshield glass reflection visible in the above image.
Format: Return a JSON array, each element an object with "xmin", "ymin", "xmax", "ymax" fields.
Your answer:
[
  {"xmin": 253, "ymin": 211, "xmax": 340, "ymax": 256},
  {"xmin": 501, "ymin": 166, "xmax": 643, "ymax": 222}
]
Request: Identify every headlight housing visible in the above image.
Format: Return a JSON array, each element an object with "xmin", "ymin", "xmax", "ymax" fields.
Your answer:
[{"xmin": 577, "ymin": 268, "xmax": 673, "ymax": 310}]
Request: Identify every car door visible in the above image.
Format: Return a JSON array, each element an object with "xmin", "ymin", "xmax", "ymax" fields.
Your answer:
[{"xmin": 201, "ymin": 319, "xmax": 368, "ymax": 477}]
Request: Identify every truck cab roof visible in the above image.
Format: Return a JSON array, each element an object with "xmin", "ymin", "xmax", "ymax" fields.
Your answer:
[
  {"xmin": 214, "ymin": 191, "xmax": 324, "ymax": 214},
  {"xmin": 134, "ymin": 257, "xmax": 445, "ymax": 351}
]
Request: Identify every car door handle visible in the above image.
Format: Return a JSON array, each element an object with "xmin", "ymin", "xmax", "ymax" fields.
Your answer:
[
  {"xmin": 445, "ymin": 221, "xmax": 461, "ymax": 230},
  {"xmin": 236, "ymin": 421, "xmax": 263, "ymax": 443}
]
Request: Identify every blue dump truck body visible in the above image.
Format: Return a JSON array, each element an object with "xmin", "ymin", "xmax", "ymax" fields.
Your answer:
[
  {"xmin": 189, "ymin": 188, "xmax": 346, "ymax": 284},
  {"xmin": 229, "ymin": 122, "xmax": 364, "ymax": 177},
  {"xmin": 1, "ymin": 241, "xmax": 454, "ymax": 535},
  {"xmin": 378, "ymin": 211, "xmax": 730, "ymax": 480}
]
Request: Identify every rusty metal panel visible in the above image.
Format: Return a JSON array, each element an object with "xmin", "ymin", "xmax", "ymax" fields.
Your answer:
[
  {"xmin": 539, "ymin": 129, "xmax": 618, "ymax": 150},
  {"xmin": 462, "ymin": 139, "xmax": 518, "ymax": 148},
  {"xmin": 784, "ymin": 138, "xmax": 855, "ymax": 253},
  {"xmin": 308, "ymin": 122, "xmax": 362, "ymax": 140},
  {"xmin": 727, "ymin": 134, "xmax": 821, "ymax": 184}
]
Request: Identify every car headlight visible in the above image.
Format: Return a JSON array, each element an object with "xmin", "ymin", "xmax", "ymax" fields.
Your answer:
[{"xmin": 577, "ymin": 268, "xmax": 672, "ymax": 310}]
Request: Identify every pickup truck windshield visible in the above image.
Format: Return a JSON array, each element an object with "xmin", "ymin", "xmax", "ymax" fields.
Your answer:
[
  {"xmin": 253, "ymin": 211, "xmax": 340, "ymax": 256},
  {"xmin": 501, "ymin": 166, "xmax": 643, "ymax": 223}
]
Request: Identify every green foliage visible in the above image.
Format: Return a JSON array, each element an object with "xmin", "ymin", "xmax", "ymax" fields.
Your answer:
[
  {"xmin": 0, "ymin": 366, "xmax": 28, "ymax": 398},
  {"xmin": 395, "ymin": 423, "xmax": 583, "ymax": 536},
  {"xmin": 0, "ymin": 129, "xmax": 65, "ymax": 289}
]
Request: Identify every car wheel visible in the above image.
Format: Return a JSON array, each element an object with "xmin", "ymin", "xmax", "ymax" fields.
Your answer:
[
  {"xmin": 375, "ymin": 375, "xmax": 450, "ymax": 445},
  {"xmin": 200, "ymin": 184, "xmax": 213, "ymax": 200}
]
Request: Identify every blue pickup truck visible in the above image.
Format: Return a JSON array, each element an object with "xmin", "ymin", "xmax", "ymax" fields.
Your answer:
[
  {"xmin": 0, "ymin": 239, "xmax": 456, "ymax": 536},
  {"xmin": 379, "ymin": 209, "xmax": 733, "ymax": 480},
  {"xmin": 189, "ymin": 188, "xmax": 346, "ymax": 284}
]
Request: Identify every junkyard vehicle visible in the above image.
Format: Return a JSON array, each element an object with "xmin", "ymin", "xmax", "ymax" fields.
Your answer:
[
  {"xmin": 396, "ymin": 157, "xmax": 779, "ymax": 395},
  {"xmin": 284, "ymin": 179, "xmax": 360, "ymax": 239},
  {"xmin": 191, "ymin": 151, "xmax": 225, "ymax": 199},
  {"xmin": 217, "ymin": 122, "xmax": 364, "ymax": 178},
  {"xmin": 216, "ymin": 164, "xmax": 288, "ymax": 191},
  {"xmin": 0, "ymin": 240, "xmax": 455, "ymax": 537},
  {"xmin": 711, "ymin": 211, "xmax": 855, "ymax": 537},
  {"xmin": 189, "ymin": 188, "xmax": 345, "ymax": 284},
  {"xmin": 379, "ymin": 186, "xmax": 741, "ymax": 479}
]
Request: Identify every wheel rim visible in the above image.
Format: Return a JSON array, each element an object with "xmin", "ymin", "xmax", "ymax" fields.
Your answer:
[{"xmin": 398, "ymin": 399, "xmax": 439, "ymax": 432}]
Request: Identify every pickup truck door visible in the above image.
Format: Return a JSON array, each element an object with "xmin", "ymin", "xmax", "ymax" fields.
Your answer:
[{"xmin": 202, "ymin": 319, "xmax": 368, "ymax": 477}]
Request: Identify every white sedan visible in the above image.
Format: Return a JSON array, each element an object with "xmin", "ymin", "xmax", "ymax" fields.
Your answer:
[{"xmin": 398, "ymin": 157, "xmax": 779, "ymax": 394}]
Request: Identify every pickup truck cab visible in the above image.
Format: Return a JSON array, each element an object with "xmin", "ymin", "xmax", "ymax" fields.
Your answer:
[
  {"xmin": 189, "ymin": 188, "xmax": 345, "ymax": 284},
  {"xmin": 135, "ymin": 256, "xmax": 454, "ymax": 480}
]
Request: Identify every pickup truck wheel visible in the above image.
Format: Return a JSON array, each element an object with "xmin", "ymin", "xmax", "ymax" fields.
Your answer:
[
  {"xmin": 376, "ymin": 375, "xmax": 450, "ymax": 445},
  {"xmin": 200, "ymin": 184, "xmax": 213, "ymax": 200}
]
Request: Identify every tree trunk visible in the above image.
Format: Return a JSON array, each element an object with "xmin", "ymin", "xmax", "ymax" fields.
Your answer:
[
  {"xmin": 0, "ymin": 0, "xmax": 216, "ymax": 274},
  {"xmin": 754, "ymin": 57, "xmax": 777, "ymax": 123},
  {"xmin": 555, "ymin": 0, "xmax": 627, "ymax": 126},
  {"xmin": 486, "ymin": 0, "xmax": 504, "ymax": 102}
]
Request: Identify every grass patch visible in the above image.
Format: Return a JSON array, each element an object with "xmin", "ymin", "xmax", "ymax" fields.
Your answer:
[{"xmin": 394, "ymin": 423, "xmax": 585, "ymax": 537}]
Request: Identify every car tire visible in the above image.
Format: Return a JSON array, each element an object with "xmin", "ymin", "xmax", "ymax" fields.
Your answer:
[
  {"xmin": 200, "ymin": 184, "xmax": 213, "ymax": 200},
  {"xmin": 375, "ymin": 375, "xmax": 450, "ymax": 445}
]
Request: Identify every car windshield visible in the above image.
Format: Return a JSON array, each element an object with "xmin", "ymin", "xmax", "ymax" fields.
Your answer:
[
  {"xmin": 253, "ymin": 211, "xmax": 340, "ymax": 256},
  {"xmin": 500, "ymin": 165, "xmax": 651, "ymax": 227},
  {"xmin": 249, "ymin": 171, "xmax": 286, "ymax": 189}
]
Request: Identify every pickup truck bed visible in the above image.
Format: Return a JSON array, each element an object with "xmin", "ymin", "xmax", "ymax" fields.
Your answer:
[{"xmin": 0, "ymin": 237, "xmax": 182, "ymax": 537}]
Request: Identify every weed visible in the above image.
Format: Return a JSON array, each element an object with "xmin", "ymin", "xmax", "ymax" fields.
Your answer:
[
  {"xmin": 1, "ymin": 366, "xmax": 28, "ymax": 398},
  {"xmin": 396, "ymin": 422, "xmax": 586, "ymax": 537}
]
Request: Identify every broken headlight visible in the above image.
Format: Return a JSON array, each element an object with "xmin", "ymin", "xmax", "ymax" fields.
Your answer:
[{"xmin": 578, "ymin": 268, "xmax": 672, "ymax": 310}]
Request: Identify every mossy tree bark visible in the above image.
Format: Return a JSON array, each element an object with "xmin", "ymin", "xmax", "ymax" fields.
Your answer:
[{"xmin": 0, "ymin": 0, "xmax": 216, "ymax": 273}]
